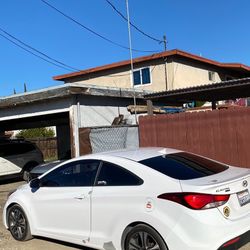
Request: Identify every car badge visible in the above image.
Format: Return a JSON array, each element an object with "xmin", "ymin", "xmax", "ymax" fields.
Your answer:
[
  {"xmin": 243, "ymin": 180, "xmax": 248, "ymax": 188},
  {"xmin": 223, "ymin": 206, "xmax": 230, "ymax": 217}
]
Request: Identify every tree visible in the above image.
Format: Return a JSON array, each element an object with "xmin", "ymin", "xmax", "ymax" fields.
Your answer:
[{"xmin": 16, "ymin": 127, "xmax": 55, "ymax": 138}]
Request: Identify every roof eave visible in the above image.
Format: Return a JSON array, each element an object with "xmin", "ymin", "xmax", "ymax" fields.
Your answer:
[{"xmin": 53, "ymin": 49, "xmax": 250, "ymax": 81}]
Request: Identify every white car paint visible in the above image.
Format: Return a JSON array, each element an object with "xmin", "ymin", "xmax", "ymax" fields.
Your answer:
[
  {"xmin": 3, "ymin": 147, "xmax": 250, "ymax": 250},
  {"xmin": 0, "ymin": 157, "xmax": 21, "ymax": 176},
  {"xmin": 0, "ymin": 140, "xmax": 44, "ymax": 179}
]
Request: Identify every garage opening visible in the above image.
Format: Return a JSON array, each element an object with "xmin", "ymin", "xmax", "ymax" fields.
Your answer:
[{"xmin": 0, "ymin": 112, "xmax": 71, "ymax": 161}]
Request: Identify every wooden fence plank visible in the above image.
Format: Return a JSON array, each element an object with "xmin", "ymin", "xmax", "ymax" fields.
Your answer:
[{"xmin": 139, "ymin": 107, "xmax": 250, "ymax": 168}]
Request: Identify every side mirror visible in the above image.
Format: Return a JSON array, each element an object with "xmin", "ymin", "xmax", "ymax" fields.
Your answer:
[{"xmin": 30, "ymin": 178, "xmax": 41, "ymax": 189}]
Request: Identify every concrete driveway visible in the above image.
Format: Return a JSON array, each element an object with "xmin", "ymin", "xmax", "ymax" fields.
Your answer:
[{"xmin": 0, "ymin": 180, "xmax": 249, "ymax": 250}]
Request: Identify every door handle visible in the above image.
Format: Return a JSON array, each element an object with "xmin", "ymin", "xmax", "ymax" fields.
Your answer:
[
  {"xmin": 74, "ymin": 195, "xmax": 85, "ymax": 200},
  {"xmin": 97, "ymin": 180, "xmax": 107, "ymax": 186}
]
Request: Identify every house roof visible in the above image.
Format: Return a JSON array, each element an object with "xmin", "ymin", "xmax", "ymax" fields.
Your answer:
[
  {"xmin": 0, "ymin": 83, "xmax": 146, "ymax": 109},
  {"xmin": 53, "ymin": 49, "xmax": 250, "ymax": 81},
  {"xmin": 143, "ymin": 77, "xmax": 250, "ymax": 104}
]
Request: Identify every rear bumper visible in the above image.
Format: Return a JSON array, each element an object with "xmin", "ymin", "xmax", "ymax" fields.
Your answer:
[
  {"xmin": 161, "ymin": 205, "xmax": 250, "ymax": 250},
  {"xmin": 218, "ymin": 230, "xmax": 250, "ymax": 250}
]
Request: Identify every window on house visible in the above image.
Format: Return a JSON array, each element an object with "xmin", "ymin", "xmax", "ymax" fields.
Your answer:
[
  {"xmin": 133, "ymin": 67, "xmax": 151, "ymax": 86},
  {"xmin": 208, "ymin": 71, "xmax": 215, "ymax": 81}
]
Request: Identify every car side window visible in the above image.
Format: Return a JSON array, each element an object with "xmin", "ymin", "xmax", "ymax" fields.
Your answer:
[
  {"xmin": 40, "ymin": 160, "xmax": 100, "ymax": 187},
  {"xmin": 96, "ymin": 161, "xmax": 143, "ymax": 186}
]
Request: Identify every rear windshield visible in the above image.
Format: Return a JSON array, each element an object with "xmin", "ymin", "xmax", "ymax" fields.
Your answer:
[{"xmin": 139, "ymin": 152, "xmax": 229, "ymax": 180}]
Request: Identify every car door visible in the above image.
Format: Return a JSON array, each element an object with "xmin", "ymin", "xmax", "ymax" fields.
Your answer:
[
  {"xmin": 90, "ymin": 161, "xmax": 144, "ymax": 246},
  {"xmin": 30, "ymin": 159, "xmax": 100, "ymax": 242}
]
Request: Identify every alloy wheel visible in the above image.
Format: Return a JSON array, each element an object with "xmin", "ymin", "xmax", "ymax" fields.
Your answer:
[
  {"xmin": 8, "ymin": 207, "xmax": 27, "ymax": 240},
  {"xmin": 127, "ymin": 231, "xmax": 160, "ymax": 250}
]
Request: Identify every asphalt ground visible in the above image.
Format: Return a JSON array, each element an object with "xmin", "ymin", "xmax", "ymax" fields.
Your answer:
[{"xmin": 0, "ymin": 179, "xmax": 249, "ymax": 250}]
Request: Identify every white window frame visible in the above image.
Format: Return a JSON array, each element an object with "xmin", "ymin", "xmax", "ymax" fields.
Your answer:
[
  {"xmin": 131, "ymin": 67, "xmax": 152, "ymax": 87},
  {"xmin": 208, "ymin": 71, "xmax": 215, "ymax": 81}
]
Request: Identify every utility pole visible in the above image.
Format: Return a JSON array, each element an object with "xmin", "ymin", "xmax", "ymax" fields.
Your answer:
[
  {"xmin": 163, "ymin": 34, "xmax": 167, "ymax": 51},
  {"xmin": 24, "ymin": 83, "xmax": 27, "ymax": 92},
  {"xmin": 126, "ymin": 0, "xmax": 138, "ymax": 124},
  {"xmin": 163, "ymin": 35, "xmax": 168, "ymax": 90}
]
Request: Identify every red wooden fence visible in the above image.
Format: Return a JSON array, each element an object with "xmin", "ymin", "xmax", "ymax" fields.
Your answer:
[{"xmin": 139, "ymin": 107, "xmax": 250, "ymax": 168}]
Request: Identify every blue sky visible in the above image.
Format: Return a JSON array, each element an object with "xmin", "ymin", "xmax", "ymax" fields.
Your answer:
[{"xmin": 0, "ymin": 0, "xmax": 250, "ymax": 97}]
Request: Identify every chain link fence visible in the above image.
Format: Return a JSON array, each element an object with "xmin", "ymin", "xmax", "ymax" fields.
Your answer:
[{"xmin": 79, "ymin": 125, "xmax": 139, "ymax": 155}]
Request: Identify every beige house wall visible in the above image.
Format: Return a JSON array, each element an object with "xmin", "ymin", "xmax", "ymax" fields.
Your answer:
[
  {"xmin": 67, "ymin": 69, "xmax": 131, "ymax": 89},
  {"xmin": 66, "ymin": 59, "xmax": 237, "ymax": 92},
  {"xmin": 66, "ymin": 62, "xmax": 169, "ymax": 92},
  {"xmin": 168, "ymin": 61, "xmax": 222, "ymax": 90}
]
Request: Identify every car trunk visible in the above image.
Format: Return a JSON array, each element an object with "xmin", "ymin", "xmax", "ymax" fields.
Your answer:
[{"xmin": 179, "ymin": 166, "xmax": 250, "ymax": 220}]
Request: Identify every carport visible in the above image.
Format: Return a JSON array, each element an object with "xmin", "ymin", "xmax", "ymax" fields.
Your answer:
[
  {"xmin": 0, "ymin": 83, "xmax": 144, "ymax": 159},
  {"xmin": 144, "ymin": 77, "xmax": 250, "ymax": 113}
]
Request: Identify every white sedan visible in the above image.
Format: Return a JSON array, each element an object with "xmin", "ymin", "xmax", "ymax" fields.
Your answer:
[{"xmin": 3, "ymin": 147, "xmax": 250, "ymax": 250}]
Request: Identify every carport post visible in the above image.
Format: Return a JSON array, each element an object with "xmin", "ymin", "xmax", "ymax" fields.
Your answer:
[
  {"xmin": 69, "ymin": 96, "xmax": 81, "ymax": 158},
  {"xmin": 147, "ymin": 99, "xmax": 154, "ymax": 115},
  {"xmin": 212, "ymin": 101, "xmax": 217, "ymax": 110}
]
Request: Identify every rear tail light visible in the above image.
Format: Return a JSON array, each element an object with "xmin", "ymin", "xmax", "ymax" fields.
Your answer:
[
  {"xmin": 221, "ymin": 236, "xmax": 240, "ymax": 248},
  {"xmin": 158, "ymin": 193, "xmax": 230, "ymax": 210}
]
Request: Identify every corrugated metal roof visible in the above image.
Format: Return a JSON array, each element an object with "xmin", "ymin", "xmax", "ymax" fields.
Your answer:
[{"xmin": 144, "ymin": 77, "xmax": 250, "ymax": 104}]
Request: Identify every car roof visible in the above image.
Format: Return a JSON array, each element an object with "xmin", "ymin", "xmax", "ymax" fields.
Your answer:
[{"xmin": 90, "ymin": 147, "xmax": 182, "ymax": 162}]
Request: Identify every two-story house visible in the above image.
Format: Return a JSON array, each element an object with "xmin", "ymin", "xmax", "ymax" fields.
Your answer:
[{"xmin": 53, "ymin": 49, "xmax": 250, "ymax": 92}]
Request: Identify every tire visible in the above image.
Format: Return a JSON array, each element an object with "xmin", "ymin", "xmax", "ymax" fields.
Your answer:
[
  {"xmin": 124, "ymin": 224, "xmax": 168, "ymax": 250},
  {"xmin": 7, "ymin": 204, "xmax": 33, "ymax": 241}
]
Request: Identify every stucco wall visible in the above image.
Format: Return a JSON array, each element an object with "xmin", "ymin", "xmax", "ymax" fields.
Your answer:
[
  {"xmin": 0, "ymin": 98, "xmax": 71, "ymax": 121},
  {"xmin": 168, "ymin": 60, "xmax": 222, "ymax": 90},
  {"xmin": 65, "ymin": 57, "xmax": 239, "ymax": 92},
  {"xmin": 66, "ymin": 61, "xmax": 168, "ymax": 92},
  {"xmin": 77, "ymin": 95, "xmax": 138, "ymax": 128}
]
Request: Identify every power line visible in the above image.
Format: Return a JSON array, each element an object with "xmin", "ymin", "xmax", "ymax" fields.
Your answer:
[
  {"xmin": 0, "ymin": 33, "xmax": 74, "ymax": 71},
  {"xmin": 105, "ymin": 0, "xmax": 163, "ymax": 43},
  {"xmin": 0, "ymin": 27, "xmax": 80, "ymax": 71},
  {"xmin": 41, "ymin": 0, "xmax": 161, "ymax": 53}
]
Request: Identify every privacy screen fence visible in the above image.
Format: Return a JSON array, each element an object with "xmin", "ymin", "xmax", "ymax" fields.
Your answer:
[
  {"xmin": 29, "ymin": 137, "xmax": 57, "ymax": 160},
  {"xmin": 79, "ymin": 125, "xmax": 139, "ymax": 155},
  {"xmin": 139, "ymin": 107, "xmax": 250, "ymax": 168}
]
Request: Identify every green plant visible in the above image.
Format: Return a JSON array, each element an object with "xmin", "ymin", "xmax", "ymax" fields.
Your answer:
[{"xmin": 16, "ymin": 127, "xmax": 55, "ymax": 138}]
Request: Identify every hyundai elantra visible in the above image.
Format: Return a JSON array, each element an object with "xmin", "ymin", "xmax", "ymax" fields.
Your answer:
[{"xmin": 3, "ymin": 148, "xmax": 250, "ymax": 250}]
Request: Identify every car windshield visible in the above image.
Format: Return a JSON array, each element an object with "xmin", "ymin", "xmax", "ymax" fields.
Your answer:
[{"xmin": 139, "ymin": 152, "xmax": 229, "ymax": 180}]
